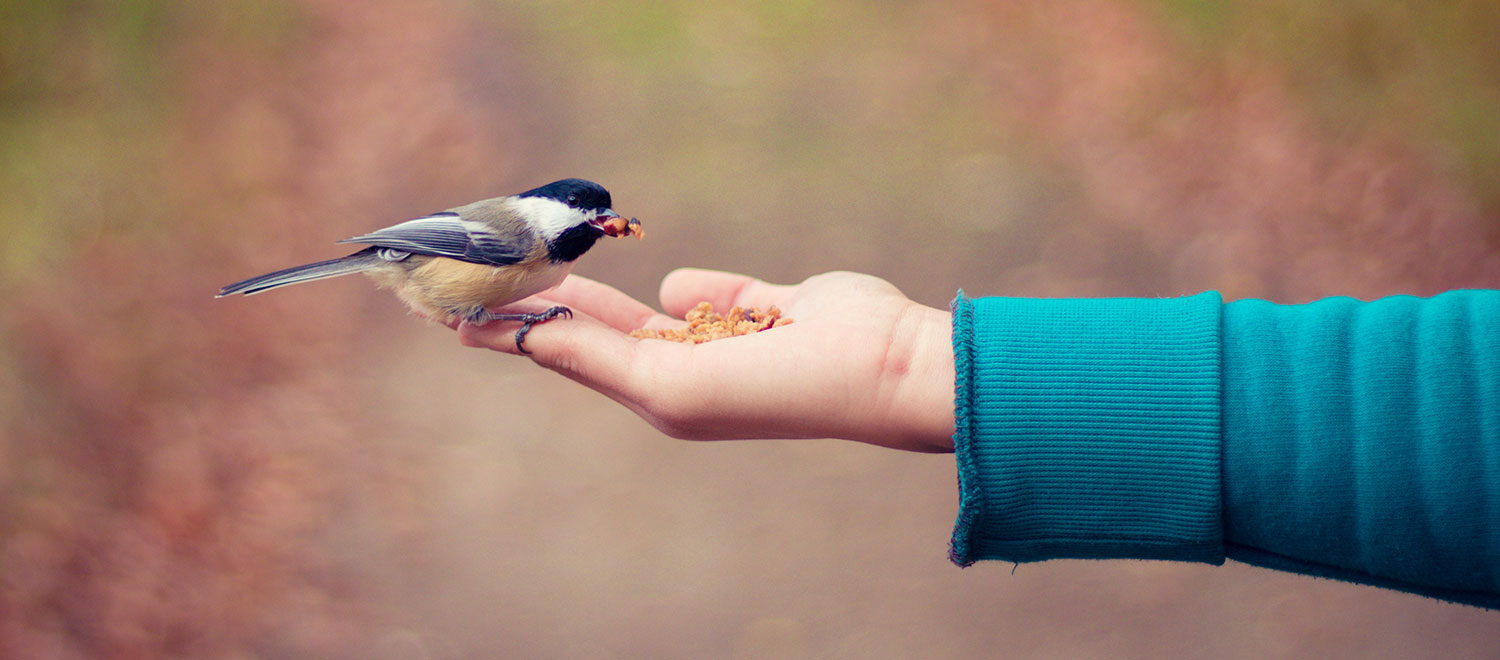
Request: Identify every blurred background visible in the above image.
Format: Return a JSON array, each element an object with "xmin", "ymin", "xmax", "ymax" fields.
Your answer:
[{"xmin": 2, "ymin": 0, "xmax": 1499, "ymax": 657}]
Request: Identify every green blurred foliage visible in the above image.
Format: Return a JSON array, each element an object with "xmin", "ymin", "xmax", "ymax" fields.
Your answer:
[
  {"xmin": 0, "ymin": 0, "xmax": 166, "ymax": 279},
  {"xmin": 0, "ymin": 0, "xmax": 304, "ymax": 283},
  {"xmin": 501, "ymin": 1, "xmax": 1053, "ymax": 302}
]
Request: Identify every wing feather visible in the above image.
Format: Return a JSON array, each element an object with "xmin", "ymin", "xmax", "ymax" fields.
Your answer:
[{"xmin": 336, "ymin": 211, "xmax": 531, "ymax": 266}]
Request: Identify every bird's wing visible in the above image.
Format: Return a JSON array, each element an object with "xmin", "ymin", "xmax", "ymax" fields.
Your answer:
[{"xmin": 336, "ymin": 211, "xmax": 531, "ymax": 266}]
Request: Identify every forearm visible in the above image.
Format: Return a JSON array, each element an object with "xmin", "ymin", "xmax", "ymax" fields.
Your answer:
[
  {"xmin": 1221, "ymin": 291, "xmax": 1500, "ymax": 608},
  {"xmin": 950, "ymin": 289, "xmax": 1500, "ymax": 608}
]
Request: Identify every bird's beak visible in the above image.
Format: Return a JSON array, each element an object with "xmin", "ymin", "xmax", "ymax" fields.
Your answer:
[
  {"xmin": 588, "ymin": 208, "xmax": 620, "ymax": 230},
  {"xmin": 593, "ymin": 209, "xmax": 644, "ymax": 239}
]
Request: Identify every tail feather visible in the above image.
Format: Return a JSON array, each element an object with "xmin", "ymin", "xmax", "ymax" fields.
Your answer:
[{"xmin": 217, "ymin": 250, "xmax": 382, "ymax": 297}]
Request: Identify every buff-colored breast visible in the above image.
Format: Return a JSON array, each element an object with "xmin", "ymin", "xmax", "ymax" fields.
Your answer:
[{"xmin": 364, "ymin": 243, "xmax": 574, "ymax": 323}]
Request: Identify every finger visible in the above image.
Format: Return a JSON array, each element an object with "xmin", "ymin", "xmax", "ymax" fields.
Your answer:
[
  {"xmin": 452, "ymin": 298, "xmax": 572, "ymax": 354},
  {"xmin": 540, "ymin": 275, "xmax": 675, "ymax": 333},
  {"xmin": 456, "ymin": 303, "xmax": 646, "ymax": 394},
  {"xmin": 658, "ymin": 268, "xmax": 793, "ymax": 318}
]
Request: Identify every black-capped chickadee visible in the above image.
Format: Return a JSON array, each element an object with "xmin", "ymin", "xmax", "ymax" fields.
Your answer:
[{"xmin": 218, "ymin": 178, "xmax": 641, "ymax": 353}]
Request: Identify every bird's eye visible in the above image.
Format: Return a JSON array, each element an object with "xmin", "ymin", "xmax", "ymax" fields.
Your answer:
[{"xmin": 567, "ymin": 194, "xmax": 578, "ymax": 205}]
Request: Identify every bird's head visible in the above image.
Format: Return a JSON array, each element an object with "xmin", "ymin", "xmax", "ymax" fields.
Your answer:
[{"xmin": 514, "ymin": 178, "xmax": 637, "ymax": 262}]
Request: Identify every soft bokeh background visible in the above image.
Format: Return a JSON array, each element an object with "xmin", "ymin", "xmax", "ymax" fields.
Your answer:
[{"xmin": 3, "ymin": 0, "xmax": 1499, "ymax": 657}]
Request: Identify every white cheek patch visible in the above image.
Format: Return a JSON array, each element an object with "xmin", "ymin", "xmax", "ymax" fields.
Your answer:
[{"xmin": 509, "ymin": 196, "xmax": 589, "ymax": 241}]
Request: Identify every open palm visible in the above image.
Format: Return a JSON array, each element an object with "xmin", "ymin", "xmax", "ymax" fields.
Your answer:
[{"xmin": 454, "ymin": 268, "xmax": 955, "ymax": 452}]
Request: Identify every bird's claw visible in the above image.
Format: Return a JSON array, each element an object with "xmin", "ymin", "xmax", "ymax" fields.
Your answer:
[{"xmin": 469, "ymin": 306, "xmax": 572, "ymax": 354}]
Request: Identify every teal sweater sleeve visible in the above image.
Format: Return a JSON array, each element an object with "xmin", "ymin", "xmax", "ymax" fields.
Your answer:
[{"xmin": 950, "ymin": 290, "xmax": 1500, "ymax": 609}]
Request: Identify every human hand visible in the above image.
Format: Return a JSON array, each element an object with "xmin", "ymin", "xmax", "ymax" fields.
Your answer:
[{"xmin": 453, "ymin": 268, "xmax": 956, "ymax": 452}]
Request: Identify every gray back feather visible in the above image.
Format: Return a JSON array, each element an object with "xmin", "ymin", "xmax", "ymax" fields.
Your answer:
[{"xmin": 335, "ymin": 200, "xmax": 535, "ymax": 266}]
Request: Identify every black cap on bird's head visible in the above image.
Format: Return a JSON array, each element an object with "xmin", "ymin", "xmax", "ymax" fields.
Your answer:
[
  {"xmin": 515, "ymin": 178, "xmax": 626, "ymax": 263},
  {"xmin": 519, "ymin": 178, "xmax": 614, "ymax": 213}
]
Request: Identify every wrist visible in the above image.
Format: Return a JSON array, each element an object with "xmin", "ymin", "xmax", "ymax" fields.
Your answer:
[{"xmin": 873, "ymin": 303, "xmax": 956, "ymax": 452}]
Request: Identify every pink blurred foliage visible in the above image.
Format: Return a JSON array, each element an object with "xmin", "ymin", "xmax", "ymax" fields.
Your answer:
[
  {"xmin": 926, "ymin": 0, "xmax": 1499, "ymax": 300},
  {"xmin": 1, "ymin": 1, "xmax": 528, "ymax": 656}
]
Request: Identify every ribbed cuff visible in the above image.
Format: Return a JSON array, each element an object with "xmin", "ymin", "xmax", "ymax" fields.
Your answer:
[{"xmin": 950, "ymin": 292, "xmax": 1225, "ymax": 566}]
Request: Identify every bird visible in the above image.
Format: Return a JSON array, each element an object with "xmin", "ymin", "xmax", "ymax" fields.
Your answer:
[{"xmin": 217, "ymin": 178, "xmax": 640, "ymax": 353}]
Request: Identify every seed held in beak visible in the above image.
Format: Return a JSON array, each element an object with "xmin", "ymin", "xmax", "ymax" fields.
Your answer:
[{"xmin": 597, "ymin": 213, "xmax": 644, "ymax": 239}]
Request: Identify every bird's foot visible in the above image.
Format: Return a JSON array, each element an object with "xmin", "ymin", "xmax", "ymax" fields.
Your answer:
[{"xmin": 468, "ymin": 306, "xmax": 573, "ymax": 354}]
